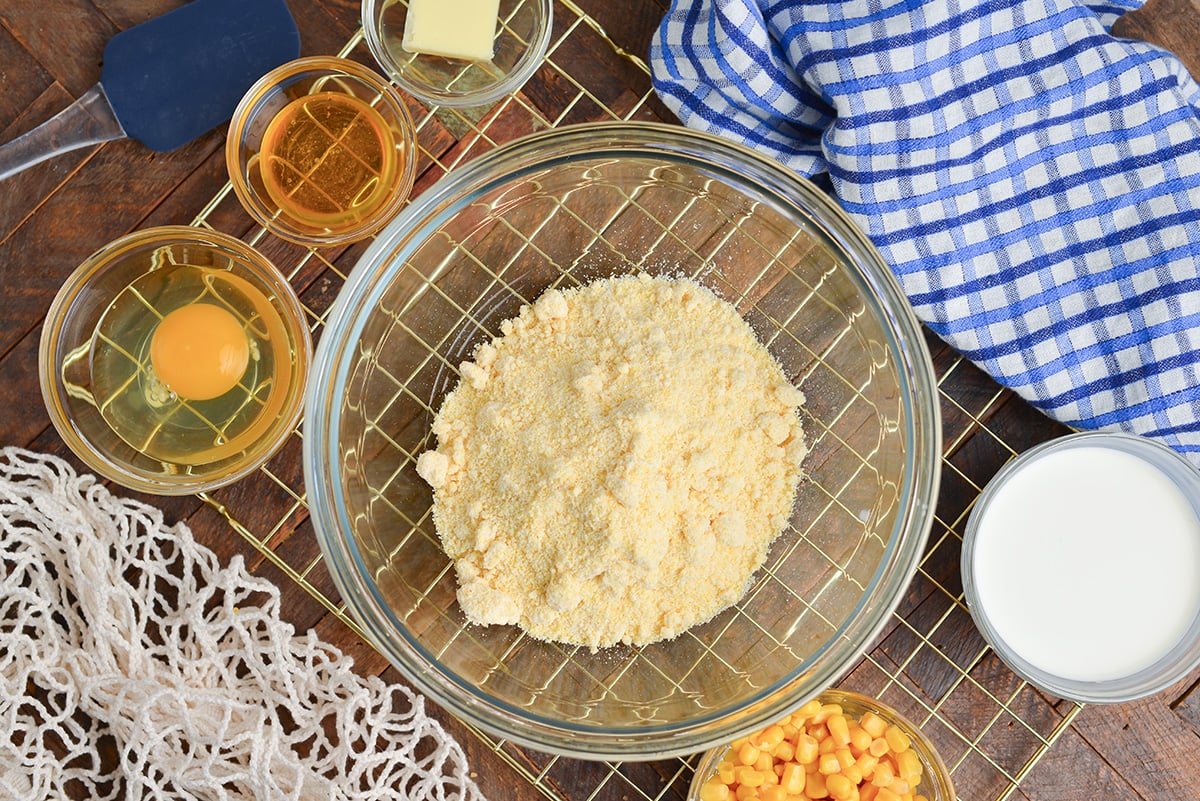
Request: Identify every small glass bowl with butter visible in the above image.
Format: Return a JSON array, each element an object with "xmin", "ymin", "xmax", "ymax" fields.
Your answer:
[
  {"xmin": 39, "ymin": 226, "xmax": 311, "ymax": 495},
  {"xmin": 688, "ymin": 689, "xmax": 956, "ymax": 801},
  {"xmin": 362, "ymin": 0, "xmax": 552, "ymax": 108}
]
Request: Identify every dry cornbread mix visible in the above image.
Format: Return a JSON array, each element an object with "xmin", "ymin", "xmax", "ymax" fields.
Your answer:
[{"xmin": 416, "ymin": 274, "xmax": 808, "ymax": 648}]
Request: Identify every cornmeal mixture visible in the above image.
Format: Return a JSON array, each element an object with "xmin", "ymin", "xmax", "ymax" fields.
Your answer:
[{"xmin": 416, "ymin": 274, "xmax": 807, "ymax": 649}]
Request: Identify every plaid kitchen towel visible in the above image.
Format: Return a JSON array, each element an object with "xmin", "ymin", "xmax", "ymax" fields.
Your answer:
[{"xmin": 651, "ymin": 0, "xmax": 1200, "ymax": 464}]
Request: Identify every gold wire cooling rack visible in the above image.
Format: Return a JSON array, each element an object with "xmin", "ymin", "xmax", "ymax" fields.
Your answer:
[{"xmin": 187, "ymin": 3, "xmax": 1083, "ymax": 800}]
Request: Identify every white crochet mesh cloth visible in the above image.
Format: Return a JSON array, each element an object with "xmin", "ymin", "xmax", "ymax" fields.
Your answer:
[{"xmin": 0, "ymin": 447, "xmax": 489, "ymax": 801}]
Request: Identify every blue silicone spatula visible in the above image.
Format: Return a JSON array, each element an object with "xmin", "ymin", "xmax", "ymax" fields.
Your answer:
[{"xmin": 0, "ymin": 0, "xmax": 300, "ymax": 181}]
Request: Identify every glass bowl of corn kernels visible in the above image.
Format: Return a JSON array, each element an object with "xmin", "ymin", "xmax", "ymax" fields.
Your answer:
[{"xmin": 690, "ymin": 690, "xmax": 955, "ymax": 801}]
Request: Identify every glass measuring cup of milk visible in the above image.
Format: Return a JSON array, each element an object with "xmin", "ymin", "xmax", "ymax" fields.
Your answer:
[{"xmin": 962, "ymin": 431, "xmax": 1200, "ymax": 703}]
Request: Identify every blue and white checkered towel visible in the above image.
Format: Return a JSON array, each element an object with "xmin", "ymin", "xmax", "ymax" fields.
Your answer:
[{"xmin": 651, "ymin": 0, "xmax": 1200, "ymax": 464}]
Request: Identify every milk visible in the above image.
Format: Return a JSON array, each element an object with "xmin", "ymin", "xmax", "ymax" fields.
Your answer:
[{"xmin": 970, "ymin": 443, "xmax": 1200, "ymax": 683}]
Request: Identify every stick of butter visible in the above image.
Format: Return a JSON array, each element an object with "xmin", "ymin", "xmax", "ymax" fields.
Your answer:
[{"xmin": 402, "ymin": 0, "xmax": 501, "ymax": 62}]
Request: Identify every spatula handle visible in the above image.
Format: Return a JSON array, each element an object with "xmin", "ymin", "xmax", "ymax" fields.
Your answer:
[{"xmin": 0, "ymin": 84, "xmax": 126, "ymax": 181}]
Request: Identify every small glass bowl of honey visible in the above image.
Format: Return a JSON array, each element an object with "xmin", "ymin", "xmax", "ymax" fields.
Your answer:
[
  {"xmin": 226, "ymin": 56, "xmax": 418, "ymax": 247},
  {"xmin": 39, "ymin": 226, "xmax": 311, "ymax": 495}
]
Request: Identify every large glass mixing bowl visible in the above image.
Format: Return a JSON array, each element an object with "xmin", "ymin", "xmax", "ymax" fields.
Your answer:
[{"xmin": 304, "ymin": 122, "xmax": 941, "ymax": 760}]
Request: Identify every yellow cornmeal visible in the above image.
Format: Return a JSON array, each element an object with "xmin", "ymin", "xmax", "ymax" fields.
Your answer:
[{"xmin": 416, "ymin": 274, "xmax": 807, "ymax": 649}]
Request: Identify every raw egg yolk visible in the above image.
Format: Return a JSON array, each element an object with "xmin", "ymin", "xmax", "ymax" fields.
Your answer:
[{"xmin": 150, "ymin": 303, "xmax": 250, "ymax": 401}]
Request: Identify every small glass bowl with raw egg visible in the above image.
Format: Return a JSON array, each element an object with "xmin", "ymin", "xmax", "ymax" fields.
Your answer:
[
  {"xmin": 689, "ymin": 689, "xmax": 956, "ymax": 801},
  {"xmin": 39, "ymin": 225, "xmax": 311, "ymax": 495},
  {"xmin": 226, "ymin": 56, "xmax": 418, "ymax": 247},
  {"xmin": 362, "ymin": 0, "xmax": 552, "ymax": 109}
]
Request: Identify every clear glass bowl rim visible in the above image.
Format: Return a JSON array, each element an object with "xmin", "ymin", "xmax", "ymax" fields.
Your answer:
[
  {"xmin": 39, "ymin": 225, "xmax": 312, "ymax": 495},
  {"xmin": 303, "ymin": 121, "xmax": 943, "ymax": 759},
  {"xmin": 360, "ymin": 0, "xmax": 553, "ymax": 109}
]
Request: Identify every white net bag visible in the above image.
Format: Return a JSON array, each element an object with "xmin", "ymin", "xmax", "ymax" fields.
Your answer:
[{"xmin": 0, "ymin": 447, "xmax": 488, "ymax": 801}]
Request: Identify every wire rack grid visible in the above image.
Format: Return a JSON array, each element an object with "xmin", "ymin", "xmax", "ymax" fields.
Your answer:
[{"xmin": 187, "ymin": 3, "xmax": 1083, "ymax": 801}]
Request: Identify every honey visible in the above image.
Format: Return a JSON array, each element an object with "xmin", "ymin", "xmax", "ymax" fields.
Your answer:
[
  {"xmin": 89, "ymin": 258, "xmax": 296, "ymax": 467},
  {"xmin": 259, "ymin": 91, "xmax": 400, "ymax": 235}
]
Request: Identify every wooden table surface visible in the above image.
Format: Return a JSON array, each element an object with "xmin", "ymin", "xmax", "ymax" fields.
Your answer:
[{"xmin": 4, "ymin": 2, "xmax": 1200, "ymax": 800}]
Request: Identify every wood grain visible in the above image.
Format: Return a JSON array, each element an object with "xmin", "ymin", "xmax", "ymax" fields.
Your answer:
[{"xmin": 1113, "ymin": 0, "xmax": 1200, "ymax": 78}]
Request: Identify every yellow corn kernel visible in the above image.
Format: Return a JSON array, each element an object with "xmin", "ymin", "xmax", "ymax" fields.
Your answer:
[
  {"xmin": 819, "ymin": 736, "xmax": 838, "ymax": 755},
  {"xmin": 836, "ymin": 747, "xmax": 855, "ymax": 771},
  {"xmin": 738, "ymin": 742, "xmax": 762, "ymax": 765},
  {"xmin": 700, "ymin": 781, "xmax": 732, "ymax": 801},
  {"xmin": 755, "ymin": 753, "xmax": 775, "ymax": 774},
  {"xmin": 875, "ymin": 790, "xmax": 901, "ymax": 801},
  {"xmin": 735, "ymin": 784, "xmax": 758, "ymax": 801},
  {"xmin": 895, "ymin": 749, "xmax": 923, "ymax": 781},
  {"xmin": 827, "ymin": 714, "xmax": 851, "ymax": 747},
  {"xmin": 773, "ymin": 741, "xmax": 796, "ymax": 763},
  {"xmin": 805, "ymin": 772, "xmax": 829, "ymax": 800},
  {"xmin": 756, "ymin": 725, "xmax": 786, "ymax": 750},
  {"xmin": 819, "ymin": 753, "xmax": 841, "ymax": 775},
  {"xmin": 781, "ymin": 763, "xmax": 806, "ymax": 795},
  {"xmin": 859, "ymin": 784, "xmax": 879, "ymax": 801},
  {"xmin": 860, "ymin": 712, "xmax": 887, "ymax": 738},
  {"xmin": 887, "ymin": 779, "xmax": 910, "ymax": 796},
  {"xmin": 826, "ymin": 774, "xmax": 854, "ymax": 801},
  {"xmin": 849, "ymin": 725, "xmax": 873, "ymax": 754},
  {"xmin": 869, "ymin": 738, "xmax": 890, "ymax": 758},
  {"xmin": 761, "ymin": 786, "xmax": 788, "ymax": 801},
  {"xmin": 842, "ymin": 764, "xmax": 863, "ymax": 786},
  {"xmin": 914, "ymin": 795, "xmax": 930, "ymax": 801},
  {"xmin": 871, "ymin": 762, "xmax": 896, "ymax": 788},
  {"xmin": 813, "ymin": 704, "xmax": 843, "ymax": 725},
  {"xmin": 855, "ymin": 753, "xmax": 878, "ymax": 777},
  {"xmin": 796, "ymin": 699, "xmax": 823, "ymax": 721},
  {"xmin": 795, "ymin": 734, "xmax": 820, "ymax": 766},
  {"xmin": 736, "ymin": 767, "xmax": 766, "ymax": 788},
  {"xmin": 719, "ymin": 762, "xmax": 737, "ymax": 784},
  {"xmin": 884, "ymin": 725, "xmax": 910, "ymax": 754}
]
